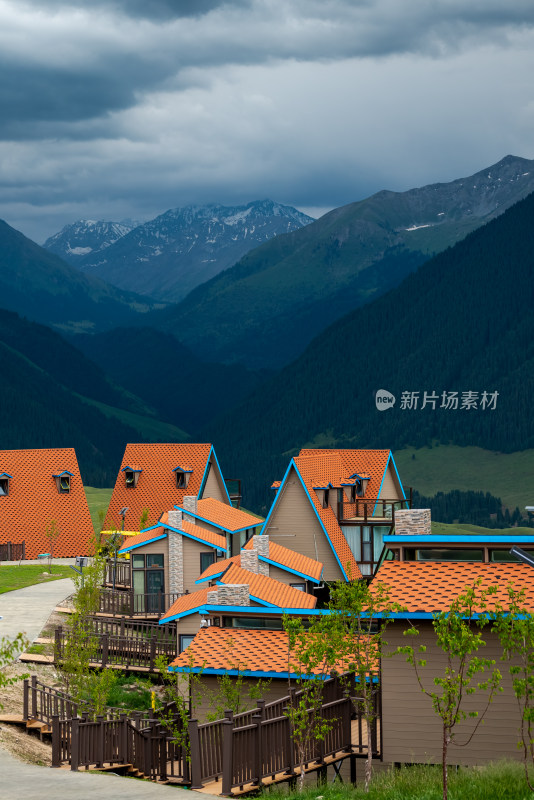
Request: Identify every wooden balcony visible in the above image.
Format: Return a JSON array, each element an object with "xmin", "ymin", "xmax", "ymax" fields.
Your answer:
[
  {"xmin": 104, "ymin": 558, "xmax": 131, "ymax": 589},
  {"xmin": 338, "ymin": 495, "xmax": 411, "ymax": 524}
]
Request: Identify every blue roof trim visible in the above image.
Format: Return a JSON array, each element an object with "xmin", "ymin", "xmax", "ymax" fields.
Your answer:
[
  {"xmin": 198, "ymin": 446, "xmax": 232, "ymax": 504},
  {"xmin": 257, "ymin": 555, "xmax": 322, "ymax": 584},
  {"xmin": 292, "ymin": 462, "xmax": 350, "ymax": 581},
  {"xmin": 313, "ymin": 482, "xmax": 333, "ymax": 490},
  {"xmin": 385, "ymin": 535, "xmax": 534, "ymax": 544},
  {"xmin": 118, "ymin": 532, "xmax": 167, "ymax": 554},
  {"xmin": 169, "ymin": 666, "xmax": 380, "ymax": 681},
  {"xmin": 159, "ymin": 606, "xmax": 202, "ymax": 623},
  {"xmin": 161, "ymin": 523, "xmax": 227, "ymax": 552},
  {"xmin": 389, "ymin": 452, "xmax": 406, "ymax": 501},
  {"xmin": 52, "ymin": 470, "xmax": 74, "ymax": 478},
  {"xmin": 173, "ymin": 506, "xmax": 260, "ymax": 535},
  {"xmin": 0, "ymin": 473, "xmax": 13, "ymax": 479},
  {"xmin": 372, "ymin": 452, "xmax": 391, "ymax": 516},
  {"xmin": 172, "ymin": 466, "xmax": 193, "ymax": 473},
  {"xmin": 195, "ymin": 604, "xmax": 332, "ymax": 616},
  {"xmin": 121, "ymin": 465, "xmax": 143, "ymax": 473}
]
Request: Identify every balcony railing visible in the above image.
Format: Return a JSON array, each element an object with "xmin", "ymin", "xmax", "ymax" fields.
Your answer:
[
  {"xmin": 104, "ymin": 558, "xmax": 131, "ymax": 589},
  {"xmin": 338, "ymin": 496, "xmax": 411, "ymax": 523},
  {"xmin": 98, "ymin": 588, "xmax": 182, "ymax": 618}
]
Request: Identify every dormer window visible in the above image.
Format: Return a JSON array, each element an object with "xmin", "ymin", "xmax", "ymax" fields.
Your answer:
[
  {"xmin": 322, "ymin": 488, "xmax": 330, "ymax": 509},
  {"xmin": 0, "ymin": 474, "xmax": 11, "ymax": 497},
  {"xmin": 53, "ymin": 471, "xmax": 73, "ymax": 494},
  {"xmin": 173, "ymin": 467, "xmax": 192, "ymax": 489},
  {"xmin": 122, "ymin": 466, "xmax": 142, "ymax": 488}
]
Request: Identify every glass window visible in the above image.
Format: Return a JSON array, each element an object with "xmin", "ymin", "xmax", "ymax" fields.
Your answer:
[
  {"xmin": 179, "ymin": 634, "xmax": 195, "ymax": 652},
  {"xmin": 416, "ymin": 548, "xmax": 483, "ymax": 562},
  {"xmin": 125, "ymin": 471, "xmax": 135, "ymax": 487},
  {"xmin": 147, "ymin": 554, "xmax": 164, "ymax": 568},
  {"xmin": 0, "ymin": 478, "xmax": 8, "ymax": 497},
  {"xmin": 200, "ymin": 551, "xmax": 215, "ymax": 574},
  {"xmin": 290, "ymin": 583, "xmax": 306, "ymax": 592},
  {"xmin": 229, "ymin": 616, "xmax": 284, "ymax": 630},
  {"xmin": 490, "ymin": 549, "xmax": 522, "ymax": 563},
  {"xmin": 132, "ymin": 554, "xmax": 145, "ymax": 569},
  {"xmin": 59, "ymin": 476, "xmax": 70, "ymax": 493}
]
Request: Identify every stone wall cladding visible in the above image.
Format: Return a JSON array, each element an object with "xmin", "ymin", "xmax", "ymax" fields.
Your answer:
[
  {"xmin": 212, "ymin": 584, "xmax": 249, "ymax": 606},
  {"xmin": 183, "ymin": 495, "xmax": 197, "ymax": 524},
  {"xmin": 253, "ymin": 535, "xmax": 269, "ymax": 557},
  {"xmin": 395, "ymin": 508, "xmax": 431, "ymax": 536},
  {"xmin": 167, "ymin": 530, "xmax": 184, "ymax": 594},
  {"xmin": 240, "ymin": 549, "xmax": 259, "ymax": 574}
]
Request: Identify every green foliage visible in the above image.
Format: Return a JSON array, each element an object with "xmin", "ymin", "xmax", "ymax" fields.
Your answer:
[
  {"xmin": 44, "ymin": 519, "xmax": 61, "ymax": 571},
  {"xmin": 413, "ymin": 489, "xmax": 533, "ymax": 528},
  {"xmin": 155, "ymin": 653, "xmax": 205, "ymax": 763},
  {"xmin": 493, "ymin": 586, "xmax": 534, "ymax": 790},
  {"xmin": 398, "ymin": 580, "xmax": 503, "ymax": 800},
  {"xmin": 0, "ymin": 633, "xmax": 29, "ymax": 706}
]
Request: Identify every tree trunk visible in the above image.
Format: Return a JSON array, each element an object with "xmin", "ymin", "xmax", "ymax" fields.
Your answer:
[
  {"xmin": 442, "ymin": 726, "xmax": 450, "ymax": 800},
  {"xmin": 298, "ymin": 757, "xmax": 305, "ymax": 792},
  {"xmin": 365, "ymin": 717, "xmax": 373, "ymax": 792}
]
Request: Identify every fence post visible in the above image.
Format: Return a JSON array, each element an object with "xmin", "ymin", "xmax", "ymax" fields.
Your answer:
[
  {"xmin": 7, "ymin": 541, "xmax": 11, "ymax": 561},
  {"xmin": 31, "ymin": 674, "xmax": 37, "ymax": 718},
  {"xmin": 120, "ymin": 617, "xmax": 125, "ymax": 637},
  {"xmin": 143, "ymin": 724, "xmax": 153, "ymax": 778},
  {"xmin": 149, "ymin": 636, "xmax": 157, "ymax": 672},
  {"xmin": 158, "ymin": 724, "xmax": 167, "ymax": 782},
  {"xmin": 101, "ymin": 634, "xmax": 109, "ymax": 667},
  {"xmin": 253, "ymin": 699, "xmax": 265, "ymax": 786},
  {"xmin": 284, "ymin": 692, "xmax": 296, "ymax": 777},
  {"xmin": 71, "ymin": 717, "xmax": 80, "ymax": 771},
  {"xmin": 22, "ymin": 678, "xmax": 29, "ymax": 721},
  {"xmin": 221, "ymin": 711, "xmax": 235, "ymax": 797},
  {"xmin": 188, "ymin": 718, "xmax": 202, "ymax": 788},
  {"xmin": 120, "ymin": 714, "xmax": 128, "ymax": 764},
  {"xmin": 51, "ymin": 715, "xmax": 61, "ymax": 767},
  {"xmin": 96, "ymin": 716, "xmax": 105, "ymax": 768}
]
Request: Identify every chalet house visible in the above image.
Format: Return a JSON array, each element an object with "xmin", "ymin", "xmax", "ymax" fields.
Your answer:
[
  {"xmin": 117, "ymin": 499, "xmax": 262, "ymax": 600},
  {"xmin": 106, "ymin": 443, "xmax": 233, "ymax": 532},
  {"xmin": 0, "ymin": 447, "xmax": 94, "ymax": 558},
  {"xmin": 159, "ymin": 556, "xmax": 317, "ymax": 656},
  {"xmin": 263, "ymin": 448, "xmax": 407, "ymax": 580},
  {"xmin": 372, "ymin": 523, "xmax": 534, "ymax": 767}
]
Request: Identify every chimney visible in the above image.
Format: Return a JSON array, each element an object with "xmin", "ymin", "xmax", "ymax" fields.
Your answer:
[
  {"xmin": 166, "ymin": 509, "xmax": 184, "ymax": 594},
  {"xmin": 182, "ymin": 496, "xmax": 197, "ymax": 524},
  {"xmin": 207, "ymin": 584, "xmax": 249, "ymax": 606},
  {"xmin": 394, "ymin": 508, "xmax": 431, "ymax": 536},
  {"xmin": 240, "ymin": 547, "xmax": 259, "ymax": 574},
  {"xmin": 249, "ymin": 535, "xmax": 269, "ymax": 576}
]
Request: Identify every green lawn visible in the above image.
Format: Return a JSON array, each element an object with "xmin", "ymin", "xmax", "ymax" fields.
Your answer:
[
  {"xmin": 271, "ymin": 761, "xmax": 534, "ymax": 800},
  {"xmin": 431, "ymin": 520, "xmax": 534, "ymax": 537},
  {"xmin": 0, "ymin": 564, "xmax": 74, "ymax": 594},
  {"xmin": 84, "ymin": 486, "xmax": 113, "ymax": 532},
  {"xmin": 394, "ymin": 445, "xmax": 534, "ymax": 512}
]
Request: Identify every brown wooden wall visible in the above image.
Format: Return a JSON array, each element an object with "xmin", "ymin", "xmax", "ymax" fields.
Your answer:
[
  {"xmin": 382, "ymin": 621, "xmax": 523, "ymax": 766},
  {"xmin": 264, "ymin": 468, "xmax": 343, "ymax": 581}
]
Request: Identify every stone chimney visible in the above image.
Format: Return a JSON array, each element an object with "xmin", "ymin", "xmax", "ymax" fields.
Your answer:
[
  {"xmin": 395, "ymin": 508, "xmax": 431, "ymax": 536},
  {"xmin": 167, "ymin": 509, "xmax": 184, "ymax": 594},
  {"xmin": 241, "ymin": 535, "xmax": 269, "ymax": 577},
  {"xmin": 207, "ymin": 584, "xmax": 249, "ymax": 606},
  {"xmin": 182, "ymin": 496, "xmax": 197, "ymax": 524},
  {"xmin": 240, "ymin": 547, "xmax": 259, "ymax": 574}
]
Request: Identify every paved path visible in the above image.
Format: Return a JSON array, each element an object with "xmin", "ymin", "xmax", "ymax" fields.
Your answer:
[
  {"xmin": 0, "ymin": 578, "xmax": 74, "ymax": 652},
  {"xmin": 0, "ymin": 578, "xmax": 218, "ymax": 798}
]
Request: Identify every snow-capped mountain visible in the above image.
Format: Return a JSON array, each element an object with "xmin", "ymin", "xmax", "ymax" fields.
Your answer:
[
  {"xmin": 52, "ymin": 200, "xmax": 314, "ymax": 302},
  {"xmin": 44, "ymin": 219, "xmax": 140, "ymax": 263}
]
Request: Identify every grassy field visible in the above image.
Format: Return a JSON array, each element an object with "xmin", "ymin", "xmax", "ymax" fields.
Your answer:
[
  {"xmin": 0, "ymin": 564, "xmax": 73, "ymax": 594},
  {"xmin": 271, "ymin": 761, "xmax": 534, "ymax": 800},
  {"xmin": 431, "ymin": 521, "xmax": 534, "ymax": 537},
  {"xmin": 84, "ymin": 486, "xmax": 113, "ymax": 532},
  {"xmin": 395, "ymin": 445, "xmax": 534, "ymax": 512}
]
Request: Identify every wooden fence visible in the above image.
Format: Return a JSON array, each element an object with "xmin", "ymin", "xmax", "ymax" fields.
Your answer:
[
  {"xmin": 104, "ymin": 558, "xmax": 131, "ymax": 588},
  {"xmin": 0, "ymin": 541, "xmax": 25, "ymax": 561},
  {"xmin": 54, "ymin": 624, "xmax": 177, "ymax": 672}
]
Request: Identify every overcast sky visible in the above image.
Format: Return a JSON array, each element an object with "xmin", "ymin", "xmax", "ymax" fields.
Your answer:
[{"xmin": 2, "ymin": 0, "xmax": 534, "ymax": 243}]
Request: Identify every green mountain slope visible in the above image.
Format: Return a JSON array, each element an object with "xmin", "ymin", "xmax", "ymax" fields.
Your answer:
[
  {"xmin": 200, "ymin": 189, "xmax": 534, "ymax": 513},
  {"xmin": 151, "ymin": 155, "xmax": 534, "ymax": 368},
  {"xmin": 0, "ymin": 309, "xmax": 188, "ymax": 485},
  {"xmin": 0, "ymin": 219, "xmax": 162, "ymax": 332}
]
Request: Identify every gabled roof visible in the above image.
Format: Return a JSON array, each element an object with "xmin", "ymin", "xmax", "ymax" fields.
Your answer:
[
  {"xmin": 219, "ymin": 563, "xmax": 317, "ymax": 609},
  {"xmin": 118, "ymin": 511, "xmax": 227, "ymax": 554},
  {"xmin": 267, "ymin": 448, "xmax": 401, "ymax": 581},
  {"xmin": 371, "ymin": 561, "xmax": 534, "ymax": 614},
  {"xmin": 0, "ymin": 448, "xmax": 93, "ymax": 558},
  {"xmin": 160, "ymin": 588, "xmax": 210, "ymax": 621},
  {"xmin": 178, "ymin": 497, "xmax": 262, "ymax": 533},
  {"xmin": 107, "ymin": 443, "xmax": 230, "ymax": 530},
  {"xmin": 195, "ymin": 539, "xmax": 323, "ymax": 584}
]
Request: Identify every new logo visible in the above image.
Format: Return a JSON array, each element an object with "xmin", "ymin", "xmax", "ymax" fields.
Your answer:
[{"xmin": 375, "ymin": 389, "xmax": 396, "ymax": 411}]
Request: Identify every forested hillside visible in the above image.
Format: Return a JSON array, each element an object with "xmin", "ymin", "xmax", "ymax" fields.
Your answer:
[{"xmin": 201, "ymin": 190, "xmax": 534, "ymax": 512}]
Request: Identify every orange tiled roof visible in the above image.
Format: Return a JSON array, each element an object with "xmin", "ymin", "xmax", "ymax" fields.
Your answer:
[
  {"xmin": 291, "ymin": 449, "xmax": 395, "ymax": 580},
  {"xmin": 243, "ymin": 538, "xmax": 323, "ymax": 582},
  {"xmin": 168, "ymin": 627, "xmax": 358, "ymax": 676},
  {"xmin": 117, "ymin": 526, "xmax": 167, "ymax": 553},
  {"xmin": 180, "ymin": 518, "xmax": 227, "ymax": 550},
  {"xmin": 160, "ymin": 588, "xmax": 210, "ymax": 622},
  {"xmin": 0, "ymin": 448, "xmax": 93, "ymax": 558},
  {"xmin": 192, "ymin": 497, "xmax": 262, "ymax": 532},
  {"xmin": 196, "ymin": 554, "xmax": 241, "ymax": 582},
  {"xmin": 219, "ymin": 563, "xmax": 317, "ymax": 609},
  {"xmin": 118, "ymin": 512, "xmax": 228, "ymax": 554},
  {"xmin": 371, "ymin": 561, "xmax": 534, "ymax": 612},
  {"xmin": 107, "ymin": 443, "xmax": 225, "ymax": 531}
]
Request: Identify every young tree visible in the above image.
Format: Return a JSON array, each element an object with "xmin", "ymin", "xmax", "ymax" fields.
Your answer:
[
  {"xmin": 493, "ymin": 584, "xmax": 534, "ymax": 790},
  {"xmin": 0, "ymin": 633, "xmax": 29, "ymax": 706},
  {"xmin": 283, "ymin": 614, "xmax": 340, "ymax": 792},
  {"xmin": 327, "ymin": 579, "xmax": 404, "ymax": 792},
  {"xmin": 155, "ymin": 652, "xmax": 205, "ymax": 765},
  {"xmin": 205, "ymin": 636, "xmax": 271, "ymax": 721},
  {"xmin": 398, "ymin": 581, "xmax": 502, "ymax": 800},
  {"xmin": 45, "ymin": 519, "xmax": 61, "ymax": 572}
]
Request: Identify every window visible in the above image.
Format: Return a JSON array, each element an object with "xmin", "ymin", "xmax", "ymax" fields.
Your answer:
[
  {"xmin": 125, "ymin": 470, "xmax": 135, "ymax": 488},
  {"xmin": 132, "ymin": 552, "xmax": 165, "ymax": 613},
  {"xmin": 322, "ymin": 489, "xmax": 330, "ymax": 509},
  {"xmin": 0, "ymin": 477, "xmax": 9, "ymax": 497},
  {"xmin": 179, "ymin": 634, "xmax": 195, "ymax": 653},
  {"xmin": 490, "ymin": 549, "xmax": 521, "ymax": 563},
  {"xmin": 290, "ymin": 583, "xmax": 306, "ymax": 592},
  {"xmin": 200, "ymin": 551, "xmax": 215, "ymax": 574},
  {"xmin": 176, "ymin": 472, "xmax": 186, "ymax": 488},
  {"xmin": 405, "ymin": 548, "xmax": 484, "ymax": 562},
  {"xmin": 224, "ymin": 616, "xmax": 284, "ymax": 630},
  {"xmin": 59, "ymin": 476, "xmax": 70, "ymax": 493}
]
